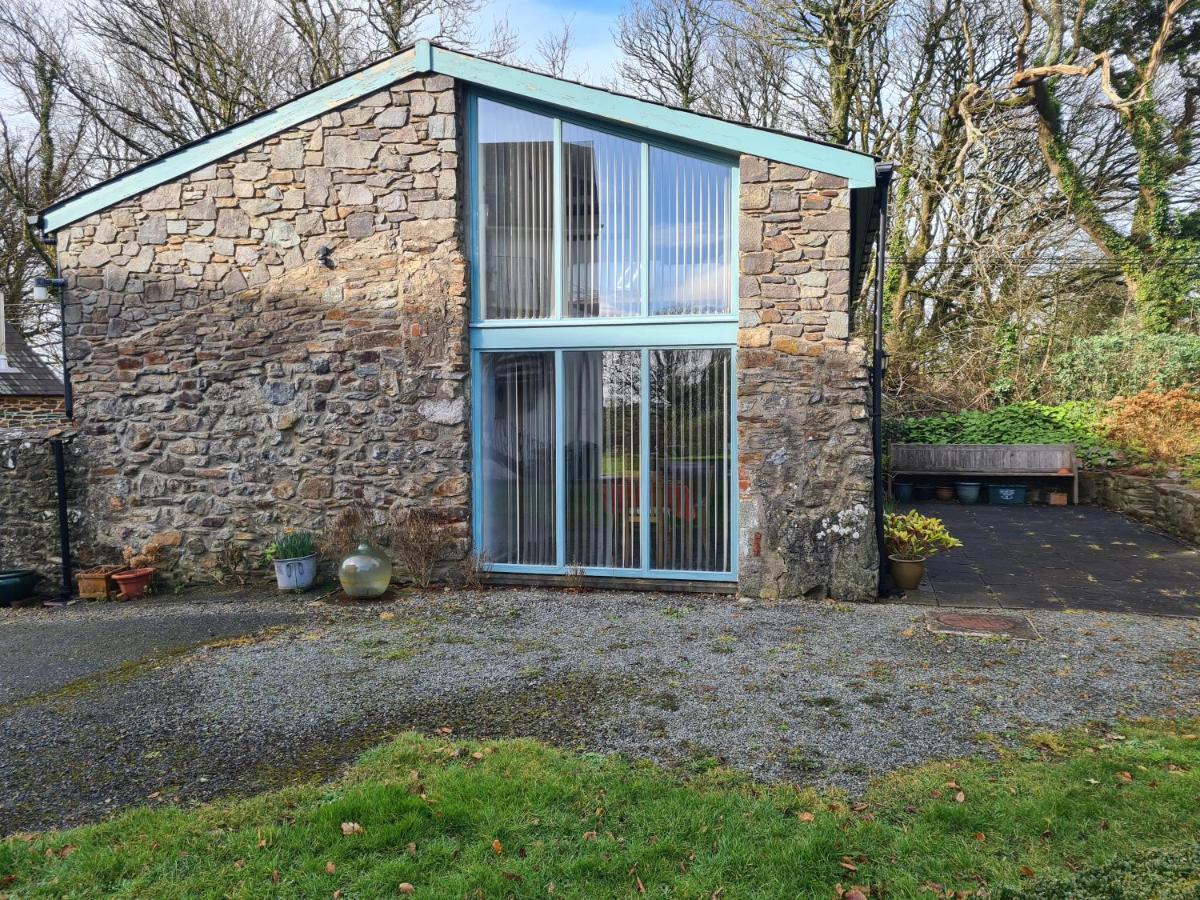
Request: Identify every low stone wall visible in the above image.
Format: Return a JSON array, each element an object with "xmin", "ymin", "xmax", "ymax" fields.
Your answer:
[
  {"xmin": 1081, "ymin": 471, "xmax": 1200, "ymax": 546},
  {"xmin": 0, "ymin": 427, "xmax": 84, "ymax": 595},
  {"xmin": 0, "ymin": 395, "xmax": 66, "ymax": 427}
]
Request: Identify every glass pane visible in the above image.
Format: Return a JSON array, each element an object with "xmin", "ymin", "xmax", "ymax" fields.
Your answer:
[
  {"xmin": 478, "ymin": 98, "xmax": 554, "ymax": 319},
  {"xmin": 563, "ymin": 125, "xmax": 641, "ymax": 318},
  {"xmin": 649, "ymin": 149, "xmax": 731, "ymax": 316},
  {"xmin": 650, "ymin": 349, "xmax": 732, "ymax": 572},
  {"xmin": 480, "ymin": 352, "xmax": 556, "ymax": 565},
  {"xmin": 565, "ymin": 351, "xmax": 641, "ymax": 568}
]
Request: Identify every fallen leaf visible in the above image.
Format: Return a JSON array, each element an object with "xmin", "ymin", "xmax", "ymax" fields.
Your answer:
[
  {"xmin": 1116, "ymin": 771, "xmax": 1134, "ymax": 783},
  {"xmin": 379, "ymin": 611, "xmax": 395, "ymax": 621},
  {"xmin": 398, "ymin": 884, "xmax": 415, "ymax": 894},
  {"xmin": 954, "ymin": 791, "xmax": 965, "ymax": 803},
  {"xmin": 798, "ymin": 812, "xmax": 815, "ymax": 823},
  {"xmin": 1019, "ymin": 865, "xmax": 1036, "ymax": 878},
  {"xmin": 840, "ymin": 857, "xmax": 858, "ymax": 872},
  {"xmin": 636, "ymin": 874, "xmax": 646, "ymax": 894},
  {"xmin": 234, "ymin": 859, "xmax": 245, "ymax": 870},
  {"xmin": 325, "ymin": 861, "xmax": 336, "ymax": 875},
  {"xmin": 340, "ymin": 822, "xmax": 364, "ymax": 836},
  {"xmin": 271, "ymin": 870, "xmax": 281, "ymax": 884},
  {"xmin": 406, "ymin": 842, "xmax": 417, "ymax": 855},
  {"xmin": 583, "ymin": 831, "xmax": 598, "ymax": 841},
  {"xmin": 975, "ymin": 832, "xmax": 986, "ymax": 842},
  {"xmin": 492, "ymin": 839, "xmax": 503, "ymax": 856},
  {"xmin": 502, "ymin": 871, "xmax": 522, "ymax": 882},
  {"xmin": 844, "ymin": 890, "xmax": 868, "ymax": 900}
]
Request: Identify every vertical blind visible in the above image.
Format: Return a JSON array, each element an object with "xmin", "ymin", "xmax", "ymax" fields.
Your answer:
[
  {"xmin": 649, "ymin": 149, "xmax": 732, "ymax": 316},
  {"xmin": 479, "ymin": 352, "xmax": 556, "ymax": 565},
  {"xmin": 565, "ymin": 351, "xmax": 642, "ymax": 568},
  {"xmin": 476, "ymin": 97, "xmax": 732, "ymax": 321},
  {"xmin": 478, "ymin": 99, "xmax": 555, "ymax": 319},
  {"xmin": 650, "ymin": 349, "xmax": 733, "ymax": 572},
  {"xmin": 563, "ymin": 125, "xmax": 641, "ymax": 318}
]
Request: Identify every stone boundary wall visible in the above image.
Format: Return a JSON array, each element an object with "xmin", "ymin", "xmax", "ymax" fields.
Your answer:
[
  {"xmin": 57, "ymin": 75, "xmax": 468, "ymax": 581},
  {"xmin": 0, "ymin": 427, "xmax": 84, "ymax": 594},
  {"xmin": 736, "ymin": 156, "xmax": 877, "ymax": 601},
  {"xmin": 0, "ymin": 395, "xmax": 66, "ymax": 427},
  {"xmin": 1081, "ymin": 471, "xmax": 1200, "ymax": 546}
]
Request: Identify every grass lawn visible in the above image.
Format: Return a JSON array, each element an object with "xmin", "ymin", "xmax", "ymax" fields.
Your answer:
[{"xmin": 3, "ymin": 720, "xmax": 1199, "ymax": 898}]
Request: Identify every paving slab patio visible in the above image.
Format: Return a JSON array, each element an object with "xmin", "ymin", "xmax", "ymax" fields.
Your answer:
[{"xmin": 893, "ymin": 501, "xmax": 1200, "ymax": 616}]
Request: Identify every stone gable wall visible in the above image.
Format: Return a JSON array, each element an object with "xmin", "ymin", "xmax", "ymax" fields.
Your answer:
[
  {"xmin": 736, "ymin": 157, "xmax": 877, "ymax": 601},
  {"xmin": 57, "ymin": 75, "xmax": 469, "ymax": 579}
]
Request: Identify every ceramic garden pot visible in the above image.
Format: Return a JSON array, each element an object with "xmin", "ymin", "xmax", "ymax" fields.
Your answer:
[
  {"xmin": 955, "ymin": 482, "xmax": 981, "ymax": 504},
  {"xmin": 0, "ymin": 569, "xmax": 42, "ymax": 607},
  {"xmin": 888, "ymin": 555, "xmax": 926, "ymax": 592},
  {"xmin": 338, "ymin": 543, "xmax": 392, "ymax": 598},
  {"xmin": 111, "ymin": 567, "xmax": 155, "ymax": 599},
  {"xmin": 273, "ymin": 553, "xmax": 317, "ymax": 591},
  {"xmin": 893, "ymin": 482, "xmax": 914, "ymax": 502}
]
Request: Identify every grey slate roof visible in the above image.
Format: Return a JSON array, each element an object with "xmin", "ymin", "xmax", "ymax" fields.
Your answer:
[{"xmin": 0, "ymin": 323, "xmax": 63, "ymax": 396}]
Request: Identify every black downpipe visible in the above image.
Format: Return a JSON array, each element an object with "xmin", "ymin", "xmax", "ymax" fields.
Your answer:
[
  {"xmin": 52, "ymin": 438, "xmax": 73, "ymax": 603},
  {"xmin": 872, "ymin": 164, "xmax": 894, "ymax": 597}
]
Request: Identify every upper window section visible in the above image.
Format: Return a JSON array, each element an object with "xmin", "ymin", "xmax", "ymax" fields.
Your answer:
[
  {"xmin": 564, "ymin": 124, "xmax": 641, "ymax": 318},
  {"xmin": 649, "ymin": 149, "xmax": 731, "ymax": 316},
  {"xmin": 473, "ymin": 96, "xmax": 734, "ymax": 322},
  {"xmin": 477, "ymin": 99, "xmax": 555, "ymax": 319}
]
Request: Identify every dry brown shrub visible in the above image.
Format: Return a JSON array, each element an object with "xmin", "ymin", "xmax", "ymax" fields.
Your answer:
[
  {"xmin": 323, "ymin": 503, "xmax": 382, "ymax": 559},
  {"xmin": 1105, "ymin": 386, "xmax": 1200, "ymax": 467},
  {"xmin": 389, "ymin": 508, "xmax": 456, "ymax": 589}
]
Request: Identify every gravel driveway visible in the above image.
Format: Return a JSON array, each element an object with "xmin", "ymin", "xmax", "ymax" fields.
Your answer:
[{"xmin": 2, "ymin": 588, "xmax": 1198, "ymax": 834}]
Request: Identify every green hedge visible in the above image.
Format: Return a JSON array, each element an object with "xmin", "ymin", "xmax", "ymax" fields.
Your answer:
[{"xmin": 885, "ymin": 402, "xmax": 1119, "ymax": 468}]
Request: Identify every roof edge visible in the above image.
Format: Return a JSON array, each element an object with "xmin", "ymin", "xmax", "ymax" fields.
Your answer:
[{"xmin": 41, "ymin": 39, "xmax": 880, "ymax": 234}]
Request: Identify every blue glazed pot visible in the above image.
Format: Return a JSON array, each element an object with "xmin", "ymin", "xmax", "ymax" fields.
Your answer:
[
  {"xmin": 0, "ymin": 570, "xmax": 42, "ymax": 606},
  {"xmin": 894, "ymin": 482, "xmax": 914, "ymax": 502},
  {"xmin": 955, "ymin": 482, "xmax": 981, "ymax": 504}
]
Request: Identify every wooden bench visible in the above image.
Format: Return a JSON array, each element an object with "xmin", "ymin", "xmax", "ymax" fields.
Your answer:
[{"xmin": 889, "ymin": 443, "xmax": 1078, "ymax": 504}]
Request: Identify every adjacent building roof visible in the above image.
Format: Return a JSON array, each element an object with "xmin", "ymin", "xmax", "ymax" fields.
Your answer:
[
  {"xmin": 0, "ymin": 324, "xmax": 63, "ymax": 397},
  {"xmin": 38, "ymin": 40, "xmax": 881, "ymax": 235}
]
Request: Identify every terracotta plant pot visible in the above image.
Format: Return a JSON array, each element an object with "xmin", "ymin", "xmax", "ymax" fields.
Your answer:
[
  {"xmin": 111, "ymin": 567, "xmax": 155, "ymax": 599},
  {"xmin": 888, "ymin": 555, "xmax": 926, "ymax": 592},
  {"xmin": 1048, "ymin": 490, "xmax": 1068, "ymax": 506},
  {"xmin": 935, "ymin": 485, "xmax": 955, "ymax": 502},
  {"xmin": 76, "ymin": 565, "xmax": 129, "ymax": 600}
]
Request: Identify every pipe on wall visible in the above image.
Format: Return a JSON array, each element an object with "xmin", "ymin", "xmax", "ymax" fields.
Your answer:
[{"xmin": 872, "ymin": 163, "xmax": 894, "ymax": 596}]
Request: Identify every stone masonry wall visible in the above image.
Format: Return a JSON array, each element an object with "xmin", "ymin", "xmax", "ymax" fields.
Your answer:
[
  {"xmin": 0, "ymin": 427, "xmax": 84, "ymax": 595},
  {"xmin": 57, "ymin": 75, "xmax": 468, "ymax": 580},
  {"xmin": 736, "ymin": 157, "xmax": 877, "ymax": 601},
  {"xmin": 1081, "ymin": 471, "xmax": 1200, "ymax": 546},
  {"xmin": 0, "ymin": 395, "xmax": 66, "ymax": 427}
]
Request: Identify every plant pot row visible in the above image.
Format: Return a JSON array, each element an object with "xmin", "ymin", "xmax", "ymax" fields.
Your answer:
[{"xmin": 893, "ymin": 482, "xmax": 1067, "ymax": 505}]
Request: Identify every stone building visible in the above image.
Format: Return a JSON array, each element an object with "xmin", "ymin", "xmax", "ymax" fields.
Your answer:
[
  {"xmin": 0, "ymin": 324, "xmax": 65, "ymax": 427},
  {"xmin": 35, "ymin": 42, "xmax": 888, "ymax": 600}
]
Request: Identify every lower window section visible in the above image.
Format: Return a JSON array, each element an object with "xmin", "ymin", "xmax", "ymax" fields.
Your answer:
[
  {"xmin": 478, "ymin": 347, "xmax": 733, "ymax": 577},
  {"xmin": 479, "ymin": 352, "xmax": 556, "ymax": 565},
  {"xmin": 650, "ymin": 349, "xmax": 733, "ymax": 574}
]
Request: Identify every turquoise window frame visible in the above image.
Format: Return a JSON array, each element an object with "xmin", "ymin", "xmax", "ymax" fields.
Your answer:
[{"xmin": 468, "ymin": 89, "xmax": 740, "ymax": 583}]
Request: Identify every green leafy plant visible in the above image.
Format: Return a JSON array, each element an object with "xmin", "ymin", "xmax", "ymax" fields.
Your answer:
[
  {"xmin": 884, "ymin": 509, "xmax": 963, "ymax": 561},
  {"xmin": 1052, "ymin": 331, "xmax": 1200, "ymax": 403},
  {"xmin": 886, "ymin": 401, "xmax": 1120, "ymax": 468},
  {"xmin": 262, "ymin": 530, "xmax": 315, "ymax": 563}
]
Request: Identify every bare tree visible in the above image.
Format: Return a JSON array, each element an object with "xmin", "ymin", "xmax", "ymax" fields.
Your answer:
[
  {"xmin": 276, "ymin": 0, "xmax": 368, "ymax": 89},
  {"xmin": 534, "ymin": 17, "xmax": 579, "ymax": 80},
  {"xmin": 615, "ymin": 0, "xmax": 714, "ymax": 108}
]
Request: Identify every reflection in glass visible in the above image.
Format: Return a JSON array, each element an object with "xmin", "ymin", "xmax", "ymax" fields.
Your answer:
[
  {"xmin": 565, "ymin": 351, "xmax": 641, "ymax": 568},
  {"xmin": 563, "ymin": 125, "xmax": 641, "ymax": 318},
  {"xmin": 649, "ymin": 148, "xmax": 731, "ymax": 316},
  {"xmin": 478, "ymin": 99, "xmax": 554, "ymax": 319},
  {"xmin": 480, "ymin": 352, "xmax": 556, "ymax": 564},
  {"xmin": 650, "ymin": 349, "xmax": 732, "ymax": 572}
]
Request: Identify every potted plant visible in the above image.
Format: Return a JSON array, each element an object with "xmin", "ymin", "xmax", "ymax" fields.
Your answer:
[
  {"xmin": 112, "ymin": 544, "xmax": 163, "ymax": 600},
  {"xmin": 263, "ymin": 530, "xmax": 318, "ymax": 591},
  {"xmin": 884, "ymin": 509, "xmax": 963, "ymax": 592}
]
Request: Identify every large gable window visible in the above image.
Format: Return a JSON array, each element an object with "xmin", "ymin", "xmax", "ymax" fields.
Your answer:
[
  {"xmin": 473, "ymin": 95, "xmax": 735, "ymax": 322},
  {"xmin": 470, "ymin": 93, "xmax": 739, "ymax": 582}
]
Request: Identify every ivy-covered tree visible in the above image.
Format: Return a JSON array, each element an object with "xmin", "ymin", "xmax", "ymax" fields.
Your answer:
[{"xmin": 1000, "ymin": 0, "xmax": 1200, "ymax": 333}]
